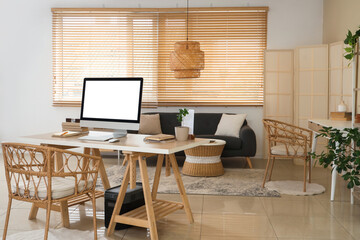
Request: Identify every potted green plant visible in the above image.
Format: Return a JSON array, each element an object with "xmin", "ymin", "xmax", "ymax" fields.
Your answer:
[
  {"xmin": 310, "ymin": 127, "xmax": 360, "ymax": 189},
  {"xmin": 175, "ymin": 108, "xmax": 189, "ymax": 141}
]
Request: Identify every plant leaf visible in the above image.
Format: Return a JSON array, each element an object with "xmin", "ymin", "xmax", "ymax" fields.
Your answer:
[
  {"xmin": 345, "ymin": 53, "xmax": 353, "ymax": 60},
  {"xmin": 345, "ymin": 47, "xmax": 352, "ymax": 53}
]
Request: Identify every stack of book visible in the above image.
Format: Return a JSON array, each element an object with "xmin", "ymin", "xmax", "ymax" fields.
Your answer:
[
  {"xmin": 144, "ymin": 134, "xmax": 175, "ymax": 143},
  {"xmin": 330, "ymin": 112, "xmax": 351, "ymax": 121},
  {"xmin": 62, "ymin": 122, "xmax": 88, "ymax": 132},
  {"xmin": 52, "ymin": 131, "xmax": 82, "ymax": 138}
]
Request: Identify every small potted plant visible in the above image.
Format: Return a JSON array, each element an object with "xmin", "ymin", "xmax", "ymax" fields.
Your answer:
[{"xmin": 175, "ymin": 108, "xmax": 189, "ymax": 141}]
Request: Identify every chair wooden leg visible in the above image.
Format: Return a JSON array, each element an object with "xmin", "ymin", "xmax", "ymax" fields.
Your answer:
[
  {"xmin": 246, "ymin": 157, "xmax": 253, "ymax": 169},
  {"xmin": 303, "ymin": 158, "xmax": 307, "ymax": 192},
  {"xmin": 29, "ymin": 203, "xmax": 39, "ymax": 220},
  {"xmin": 3, "ymin": 198, "xmax": 12, "ymax": 240},
  {"xmin": 60, "ymin": 201, "xmax": 70, "ymax": 228},
  {"xmin": 262, "ymin": 156, "xmax": 271, "ymax": 188},
  {"xmin": 91, "ymin": 192, "xmax": 98, "ymax": 240},
  {"xmin": 268, "ymin": 157, "xmax": 275, "ymax": 181},
  {"xmin": 44, "ymin": 201, "xmax": 51, "ymax": 240}
]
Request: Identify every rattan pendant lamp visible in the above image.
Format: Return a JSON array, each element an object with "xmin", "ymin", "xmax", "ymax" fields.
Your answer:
[{"xmin": 170, "ymin": 0, "xmax": 204, "ymax": 78}]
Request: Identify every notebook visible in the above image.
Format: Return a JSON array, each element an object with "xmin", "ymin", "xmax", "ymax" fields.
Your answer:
[{"xmin": 52, "ymin": 131, "xmax": 82, "ymax": 138}]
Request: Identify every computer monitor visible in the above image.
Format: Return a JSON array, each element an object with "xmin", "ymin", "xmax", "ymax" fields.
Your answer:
[{"xmin": 79, "ymin": 77, "xmax": 143, "ymax": 140}]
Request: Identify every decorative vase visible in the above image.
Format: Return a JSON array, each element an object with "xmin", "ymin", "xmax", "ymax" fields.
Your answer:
[
  {"xmin": 175, "ymin": 126, "xmax": 189, "ymax": 141},
  {"xmin": 337, "ymin": 100, "xmax": 347, "ymax": 112}
]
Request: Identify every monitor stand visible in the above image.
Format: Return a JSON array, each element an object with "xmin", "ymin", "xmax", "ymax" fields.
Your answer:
[
  {"xmin": 78, "ymin": 130, "xmax": 127, "ymax": 141},
  {"xmin": 113, "ymin": 129, "xmax": 127, "ymax": 138}
]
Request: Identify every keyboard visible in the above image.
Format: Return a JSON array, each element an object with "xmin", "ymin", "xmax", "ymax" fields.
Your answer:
[{"xmin": 78, "ymin": 135, "xmax": 113, "ymax": 141}]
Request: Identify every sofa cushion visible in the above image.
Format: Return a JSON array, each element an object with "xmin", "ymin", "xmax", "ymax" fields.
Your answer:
[
  {"xmin": 196, "ymin": 135, "xmax": 242, "ymax": 150},
  {"xmin": 215, "ymin": 113, "xmax": 247, "ymax": 137},
  {"xmin": 138, "ymin": 114, "xmax": 162, "ymax": 135},
  {"xmin": 271, "ymin": 144, "xmax": 304, "ymax": 156},
  {"xmin": 15, "ymin": 177, "xmax": 93, "ymax": 200}
]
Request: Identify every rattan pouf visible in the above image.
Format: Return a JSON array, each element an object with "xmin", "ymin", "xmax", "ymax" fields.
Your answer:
[{"xmin": 182, "ymin": 139, "xmax": 226, "ymax": 177}]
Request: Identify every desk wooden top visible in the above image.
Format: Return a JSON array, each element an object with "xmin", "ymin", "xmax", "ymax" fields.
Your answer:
[
  {"xmin": 20, "ymin": 133, "xmax": 210, "ymax": 155},
  {"xmin": 308, "ymin": 119, "xmax": 360, "ymax": 133},
  {"xmin": 309, "ymin": 119, "xmax": 353, "ymax": 130}
]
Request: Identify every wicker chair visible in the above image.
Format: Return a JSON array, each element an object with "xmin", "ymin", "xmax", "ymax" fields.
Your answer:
[
  {"xmin": 262, "ymin": 119, "xmax": 313, "ymax": 192},
  {"xmin": 1, "ymin": 143, "xmax": 101, "ymax": 240}
]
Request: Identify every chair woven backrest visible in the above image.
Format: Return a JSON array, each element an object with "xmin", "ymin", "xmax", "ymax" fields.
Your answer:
[
  {"xmin": 263, "ymin": 119, "xmax": 312, "ymax": 156},
  {"xmin": 1, "ymin": 143, "xmax": 101, "ymax": 202}
]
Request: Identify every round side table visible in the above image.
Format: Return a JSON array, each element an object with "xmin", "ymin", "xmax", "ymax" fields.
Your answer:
[{"xmin": 182, "ymin": 139, "xmax": 226, "ymax": 177}]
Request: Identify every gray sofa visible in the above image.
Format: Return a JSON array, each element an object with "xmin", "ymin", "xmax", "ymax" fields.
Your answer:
[{"xmin": 145, "ymin": 112, "xmax": 256, "ymax": 159}]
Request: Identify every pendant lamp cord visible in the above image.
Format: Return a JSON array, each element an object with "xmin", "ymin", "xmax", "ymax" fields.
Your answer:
[
  {"xmin": 186, "ymin": 0, "xmax": 189, "ymax": 49},
  {"xmin": 186, "ymin": 0, "xmax": 189, "ymax": 42}
]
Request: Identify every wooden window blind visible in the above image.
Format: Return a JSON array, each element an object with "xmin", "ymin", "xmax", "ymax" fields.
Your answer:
[{"xmin": 52, "ymin": 7, "xmax": 268, "ymax": 107}]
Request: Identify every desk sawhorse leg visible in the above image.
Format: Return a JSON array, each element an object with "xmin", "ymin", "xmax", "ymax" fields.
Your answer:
[
  {"xmin": 28, "ymin": 146, "xmax": 110, "ymax": 226},
  {"xmin": 107, "ymin": 153, "xmax": 194, "ymax": 240}
]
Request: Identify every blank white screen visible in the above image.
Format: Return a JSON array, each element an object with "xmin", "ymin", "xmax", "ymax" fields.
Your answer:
[{"xmin": 82, "ymin": 80, "xmax": 141, "ymax": 121}]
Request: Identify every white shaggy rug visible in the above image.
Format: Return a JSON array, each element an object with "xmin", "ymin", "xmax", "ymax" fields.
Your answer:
[
  {"xmin": 7, "ymin": 228, "xmax": 104, "ymax": 240},
  {"xmin": 265, "ymin": 180, "xmax": 325, "ymax": 196}
]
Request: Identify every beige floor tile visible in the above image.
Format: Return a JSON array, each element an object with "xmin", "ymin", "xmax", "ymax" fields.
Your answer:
[
  {"xmin": 203, "ymin": 195, "xmax": 267, "ymax": 216},
  {"xmin": 333, "ymin": 216, "xmax": 360, "ymax": 240},
  {"xmin": 277, "ymin": 238, "xmax": 353, "ymax": 240},
  {"xmin": 0, "ymin": 208, "xmax": 62, "ymax": 231},
  {"xmin": 66, "ymin": 204, "xmax": 127, "ymax": 239},
  {"xmin": 316, "ymin": 200, "xmax": 360, "ymax": 239},
  {"xmin": 81, "ymin": 197, "xmax": 105, "ymax": 211},
  {"xmin": 201, "ymin": 214, "xmax": 275, "ymax": 238},
  {"xmin": 261, "ymin": 197, "xmax": 329, "ymax": 217},
  {"xmin": 67, "ymin": 204, "xmax": 105, "ymax": 226},
  {"xmin": 269, "ymin": 215, "xmax": 353, "ymax": 239},
  {"xmin": 317, "ymin": 199, "xmax": 360, "ymax": 216},
  {"xmin": 123, "ymin": 213, "xmax": 201, "ymax": 240},
  {"xmin": 0, "ymin": 183, "xmax": 25, "ymax": 215},
  {"xmin": 201, "ymin": 236, "xmax": 277, "ymax": 240}
]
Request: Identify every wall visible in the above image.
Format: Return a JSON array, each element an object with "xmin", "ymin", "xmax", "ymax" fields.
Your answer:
[
  {"xmin": 0, "ymin": 0, "xmax": 323, "ymax": 158},
  {"xmin": 323, "ymin": 0, "xmax": 360, "ymax": 44}
]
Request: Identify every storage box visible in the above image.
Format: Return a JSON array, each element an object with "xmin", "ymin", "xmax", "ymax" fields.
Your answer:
[
  {"xmin": 104, "ymin": 183, "xmax": 144, "ymax": 230},
  {"xmin": 330, "ymin": 112, "xmax": 352, "ymax": 121},
  {"xmin": 61, "ymin": 122, "xmax": 88, "ymax": 132}
]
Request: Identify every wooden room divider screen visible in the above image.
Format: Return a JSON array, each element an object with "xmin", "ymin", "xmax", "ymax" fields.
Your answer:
[
  {"xmin": 294, "ymin": 44, "xmax": 329, "ymax": 129},
  {"xmin": 263, "ymin": 50, "xmax": 294, "ymax": 124},
  {"xmin": 329, "ymin": 41, "xmax": 353, "ymax": 113}
]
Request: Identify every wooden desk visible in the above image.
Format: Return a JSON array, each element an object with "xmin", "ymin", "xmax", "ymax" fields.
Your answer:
[
  {"xmin": 308, "ymin": 119, "xmax": 356, "ymax": 203},
  {"xmin": 23, "ymin": 133, "xmax": 209, "ymax": 239}
]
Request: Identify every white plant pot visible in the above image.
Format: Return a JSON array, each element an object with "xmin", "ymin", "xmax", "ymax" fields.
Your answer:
[{"xmin": 175, "ymin": 126, "xmax": 189, "ymax": 141}]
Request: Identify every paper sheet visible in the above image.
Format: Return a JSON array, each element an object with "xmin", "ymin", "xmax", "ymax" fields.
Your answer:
[{"xmin": 182, "ymin": 109, "xmax": 195, "ymax": 134}]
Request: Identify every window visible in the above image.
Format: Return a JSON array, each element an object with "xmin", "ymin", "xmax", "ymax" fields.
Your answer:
[{"xmin": 52, "ymin": 7, "xmax": 268, "ymax": 107}]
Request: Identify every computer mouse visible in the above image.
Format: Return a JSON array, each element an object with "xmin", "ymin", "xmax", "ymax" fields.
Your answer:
[{"xmin": 108, "ymin": 138, "xmax": 120, "ymax": 143}]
